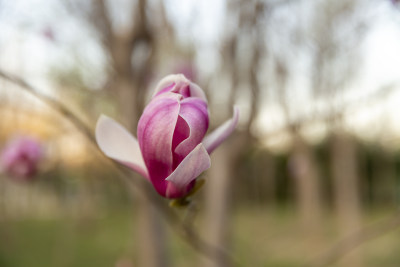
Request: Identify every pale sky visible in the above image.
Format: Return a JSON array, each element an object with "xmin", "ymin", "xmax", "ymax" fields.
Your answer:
[{"xmin": 1, "ymin": 0, "xmax": 400, "ymax": 149}]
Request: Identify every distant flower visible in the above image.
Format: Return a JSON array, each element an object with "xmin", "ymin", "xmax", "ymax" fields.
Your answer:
[
  {"xmin": 39, "ymin": 25, "xmax": 57, "ymax": 44},
  {"xmin": 41, "ymin": 26, "xmax": 56, "ymax": 42},
  {"xmin": 0, "ymin": 136, "xmax": 43, "ymax": 181},
  {"xmin": 96, "ymin": 74, "xmax": 239, "ymax": 199}
]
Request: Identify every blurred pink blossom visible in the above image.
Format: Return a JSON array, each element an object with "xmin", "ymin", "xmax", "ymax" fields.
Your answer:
[
  {"xmin": 0, "ymin": 136, "xmax": 43, "ymax": 181},
  {"xmin": 41, "ymin": 26, "xmax": 56, "ymax": 43}
]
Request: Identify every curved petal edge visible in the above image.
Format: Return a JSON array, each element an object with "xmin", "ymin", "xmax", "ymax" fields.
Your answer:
[
  {"xmin": 152, "ymin": 74, "xmax": 207, "ymax": 102},
  {"xmin": 165, "ymin": 143, "xmax": 211, "ymax": 192},
  {"xmin": 152, "ymin": 74, "xmax": 188, "ymax": 97},
  {"xmin": 95, "ymin": 115, "xmax": 149, "ymax": 179},
  {"xmin": 203, "ymin": 106, "xmax": 239, "ymax": 154}
]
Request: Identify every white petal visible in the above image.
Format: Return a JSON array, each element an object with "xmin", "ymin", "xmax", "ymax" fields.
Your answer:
[
  {"xmin": 203, "ymin": 106, "xmax": 239, "ymax": 154},
  {"xmin": 95, "ymin": 115, "xmax": 148, "ymax": 178},
  {"xmin": 165, "ymin": 143, "xmax": 211, "ymax": 188}
]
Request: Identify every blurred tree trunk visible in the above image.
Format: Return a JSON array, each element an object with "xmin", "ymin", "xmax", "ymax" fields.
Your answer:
[
  {"xmin": 290, "ymin": 133, "xmax": 322, "ymax": 233},
  {"xmin": 202, "ymin": 2, "xmax": 265, "ymax": 266},
  {"xmin": 116, "ymin": 33, "xmax": 168, "ymax": 267},
  {"xmin": 110, "ymin": 29, "xmax": 167, "ymax": 267},
  {"xmin": 203, "ymin": 145, "xmax": 231, "ymax": 267},
  {"xmin": 83, "ymin": 1, "xmax": 168, "ymax": 266},
  {"xmin": 136, "ymin": 194, "xmax": 168, "ymax": 267},
  {"xmin": 252, "ymin": 149, "xmax": 276, "ymax": 207},
  {"xmin": 275, "ymin": 56, "xmax": 323, "ymax": 233},
  {"xmin": 116, "ymin": 77, "xmax": 138, "ymax": 130},
  {"xmin": 203, "ymin": 136, "xmax": 243, "ymax": 267},
  {"xmin": 262, "ymin": 152, "xmax": 277, "ymax": 207},
  {"xmin": 331, "ymin": 133, "xmax": 363, "ymax": 267}
]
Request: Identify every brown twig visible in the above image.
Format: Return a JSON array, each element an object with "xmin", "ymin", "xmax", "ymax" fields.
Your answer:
[{"xmin": 0, "ymin": 69, "xmax": 241, "ymax": 267}]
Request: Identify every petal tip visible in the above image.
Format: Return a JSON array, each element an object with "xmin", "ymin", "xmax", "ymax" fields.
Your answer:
[
  {"xmin": 232, "ymin": 106, "xmax": 240, "ymax": 124},
  {"xmin": 153, "ymin": 74, "xmax": 191, "ymax": 97},
  {"xmin": 203, "ymin": 106, "xmax": 240, "ymax": 154}
]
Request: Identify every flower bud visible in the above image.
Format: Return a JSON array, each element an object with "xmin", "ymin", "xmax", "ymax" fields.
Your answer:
[{"xmin": 96, "ymin": 74, "xmax": 239, "ymax": 198}]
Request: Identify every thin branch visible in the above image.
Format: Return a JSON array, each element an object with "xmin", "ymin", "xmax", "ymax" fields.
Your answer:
[
  {"xmin": 0, "ymin": 69, "xmax": 240, "ymax": 267},
  {"xmin": 0, "ymin": 71, "xmax": 96, "ymax": 145},
  {"xmin": 308, "ymin": 210, "xmax": 400, "ymax": 267}
]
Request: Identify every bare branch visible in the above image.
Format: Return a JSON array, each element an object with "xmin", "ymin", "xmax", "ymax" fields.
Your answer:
[{"xmin": 0, "ymin": 71, "xmax": 96, "ymax": 145}]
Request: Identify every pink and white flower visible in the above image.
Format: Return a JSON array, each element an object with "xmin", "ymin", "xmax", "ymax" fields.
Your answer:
[
  {"xmin": 0, "ymin": 136, "xmax": 43, "ymax": 181},
  {"xmin": 96, "ymin": 74, "xmax": 239, "ymax": 199}
]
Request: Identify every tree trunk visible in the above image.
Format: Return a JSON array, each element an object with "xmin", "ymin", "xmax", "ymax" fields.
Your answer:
[
  {"xmin": 331, "ymin": 133, "xmax": 363, "ymax": 267},
  {"xmin": 116, "ymin": 77, "xmax": 138, "ymax": 131},
  {"xmin": 202, "ymin": 142, "xmax": 235, "ymax": 267},
  {"xmin": 137, "ymin": 198, "xmax": 168, "ymax": 267},
  {"xmin": 116, "ymin": 75, "xmax": 168, "ymax": 267},
  {"xmin": 290, "ymin": 134, "xmax": 322, "ymax": 233}
]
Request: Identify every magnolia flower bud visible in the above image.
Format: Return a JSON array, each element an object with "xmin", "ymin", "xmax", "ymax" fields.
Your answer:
[{"xmin": 96, "ymin": 74, "xmax": 239, "ymax": 198}]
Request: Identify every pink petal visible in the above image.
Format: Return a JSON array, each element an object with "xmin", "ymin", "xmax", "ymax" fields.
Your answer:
[
  {"xmin": 137, "ymin": 93, "xmax": 181, "ymax": 184},
  {"xmin": 203, "ymin": 106, "xmax": 239, "ymax": 154},
  {"xmin": 154, "ymin": 82, "xmax": 175, "ymax": 98},
  {"xmin": 152, "ymin": 74, "xmax": 207, "ymax": 102},
  {"xmin": 95, "ymin": 115, "xmax": 149, "ymax": 179},
  {"xmin": 165, "ymin": 143, "xmax": 211, "ymax": 197},
  {"xmin": 153, "ymin": 74, "xmax": 186, "ymax": 97},
  {"xmin": 188, "ymin": 83, "xmax": 207, "ymax": 102},
  {"xmin": 171, "ymin": 115, "xmax": 190, "ymax": 168},
  {"xmin": 174, "ymin": 98, "xmax": 209, "ymax": 164}
]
